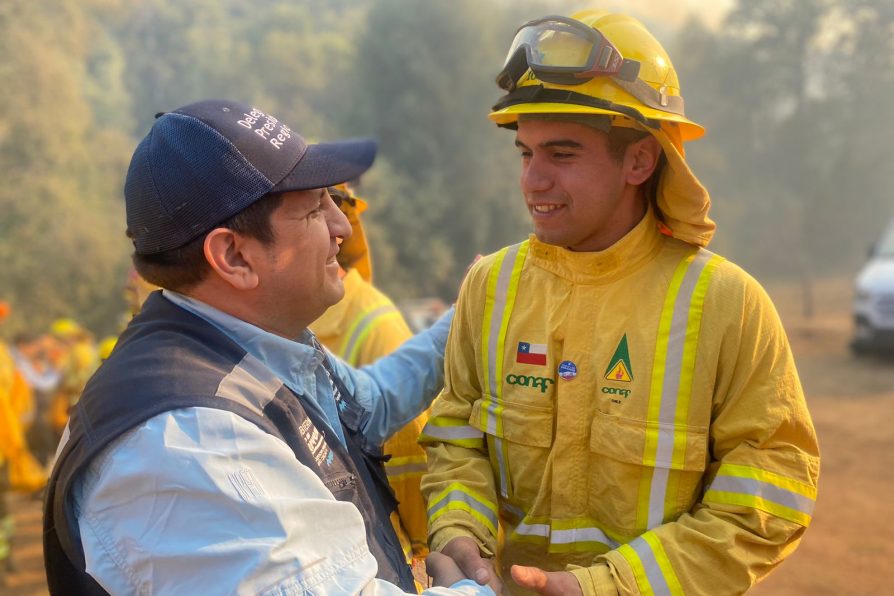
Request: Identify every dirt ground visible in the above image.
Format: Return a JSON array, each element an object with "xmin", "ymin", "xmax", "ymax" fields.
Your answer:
[{"xmin": 2, "ymin": 276, "xmax": 891, "ymax": 594}]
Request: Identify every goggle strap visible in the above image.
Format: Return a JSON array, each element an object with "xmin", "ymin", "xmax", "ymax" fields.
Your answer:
[
  {"xmin": 611, "ymin": 77, "xmax": 685, "ymax": 116},
  {"xmin": 492, "ymin": 86, "xmax": 662, "ymax": 130}
]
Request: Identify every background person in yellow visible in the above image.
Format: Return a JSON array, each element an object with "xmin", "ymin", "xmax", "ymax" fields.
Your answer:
[
  {"xmin": 47, "ymin": 318, "xmax": 99, "ymax": 437},
  {"xmin": 421, "ymin": 11, "xmax": 819, "ymax": 595},
  {"xmin": 310, "ymin": 183, "xmax": 431, "ymax": 570},
  {"xmin": 0, "ymin": 302, "xmax": 47, "ymax": 581}
]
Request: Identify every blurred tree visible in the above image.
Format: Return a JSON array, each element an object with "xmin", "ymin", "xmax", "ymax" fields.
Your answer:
[
  {"xmin": 0, "ymin": 0, "xmax": 132, "ymax": 337},
  {"xmin": 336, "ymin": 0, "xmax": 567, "ymax": 299},
  {"xmin": 6, "ymin": 0, "xmax": 892, "ymax": 336},
  {"xmin": 675, "ymin": 0, "xmax": 894, "ymax": 316}
]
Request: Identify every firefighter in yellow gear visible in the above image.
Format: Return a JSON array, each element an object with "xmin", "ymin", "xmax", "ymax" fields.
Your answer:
[
  {"xmin": 310, "ymin": 185, "xmax": 432, "ymax": 573},
  {"xmin": 420, "ymin": 11, "xmax": 819, "ymax": 595},
  {"xmin": 48, "ymin": 319, "xmax": 99, "ymax": 435},
  {"xmin": 0, "ymin": 302, "xmax": 47, "ymax": 577}
]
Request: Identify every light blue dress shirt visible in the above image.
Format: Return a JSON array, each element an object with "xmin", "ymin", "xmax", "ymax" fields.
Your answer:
[{"xmin": 69, "ymin": 293, "xmax": 491, "ymax": 595}]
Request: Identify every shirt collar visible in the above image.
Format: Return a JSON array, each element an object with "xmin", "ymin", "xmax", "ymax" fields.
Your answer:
[{"xmin": 161, "ymin": 290, "xmax": 324, "ymax": 395}]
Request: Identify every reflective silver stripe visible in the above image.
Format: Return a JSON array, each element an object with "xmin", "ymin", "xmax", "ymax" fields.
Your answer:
[
  {"xmin": 484, "ymin": 244, "xmax": 524, "ymax": 500},
  {"xmin": 428, "ymin": 489, "xmax": 499, "ymax": 529},
  {"xmin": 709, "ymin": 475, "xmax": 816, "ymax": 516},
  {"xmin": 216, "ymin": 353, "xmax": 283, "ymax": 416},
  {"xmin": 551, "ymin": 526, "xmax": 620, "ymax": 548},
  {"xmin": 501, "ymin": 502, "xmax": 526, "ymax": 519},
  {"xmin": 493, "ymin": 436, "xmax": 509, "ymax": 497},
  {"xmin": 340, "ymin": 304, "xmax": 397, "ymax": 364},
  {"xmin": 515, "ymin": 521, "xmax": 550, "ymax": 537},
  {"xmin": 487, "ymin": 243, "xmax": 523, "ymax": 398},
  {"xmin": 647, "ymin": 249, "xmax": 714, "ymax": 529},
  {"xmin": 385, "ymin": 461, "xmax": 428, "ymax": 477},
  {"xmin": 629, "ymin": 536, "xmax": 672, "ymax": 596},
  {"xmin": 421, "ymin": 423, "xmax": 483, "ymax": 441},
  {"xmin": 484, "ymin": 242, "xmax": 527, "ymax": 499},
  {"xmin": 514, "ymin": 520, "xmax": 620, "ymax": 549},
  {"xmin": 484, "ymin": 399, "xmax": 500, "ymax": 441}
]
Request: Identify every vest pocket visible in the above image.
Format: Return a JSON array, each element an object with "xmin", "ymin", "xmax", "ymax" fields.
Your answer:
[
  {"xmin": 470, "ymin": 397, "xmax": 553, "ymax": 504},
  {"xmin": 588, "ymin": 409, "xmax": 708, "ymax": 531}
]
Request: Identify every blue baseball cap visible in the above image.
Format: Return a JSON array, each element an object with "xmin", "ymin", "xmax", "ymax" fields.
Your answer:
[{"xmin": 125, "ymin": 99, "xmax": 377, "ymax": 255}]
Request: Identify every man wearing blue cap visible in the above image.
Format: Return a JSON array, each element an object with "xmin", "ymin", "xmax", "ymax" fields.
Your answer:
[{"xmin": 42, "ymin": 100, "xmax": 492, "ymax": 595}]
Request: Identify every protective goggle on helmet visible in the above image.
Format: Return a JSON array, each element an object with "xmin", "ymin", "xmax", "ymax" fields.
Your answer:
[{"xmin": 496, "ymin": 15, "xmax": 641, "ymax": 91}]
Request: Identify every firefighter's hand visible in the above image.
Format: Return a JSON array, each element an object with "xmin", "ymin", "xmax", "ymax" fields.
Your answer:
[
  {"xmin": 438, "ymin": 536, "xmax": 503, "ymax": 593},
  {"xmin": 510, "ymin": 565, "xmax": 583, "ymax": 596},
  {"xmin": 425, "ymin": 551, "xmax": 466, "ymax": 587}
]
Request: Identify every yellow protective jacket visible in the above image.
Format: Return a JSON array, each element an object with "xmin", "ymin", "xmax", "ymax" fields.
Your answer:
[
  {"xmin": 311, "ymin": 268, "xmax": 431, "ymax": 559},
  {"xmin": 0, "ymin": 343, "xmax": 26, "ymax": 463},
  {"xmin": 0, "ymin": 343, "xmax": 45, "ymax": 492},
  {"xmin": 420, "ymin": 209, "xmax": 819, "ymax": 595},
  {"xmin": 50, "ymin": 338, "xmax": 99, "ymax": 433}
]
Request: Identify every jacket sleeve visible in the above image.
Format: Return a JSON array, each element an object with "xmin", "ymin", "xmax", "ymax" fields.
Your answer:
[
  {"xmin": 74, "ymin": 407, "xmax": 494, "ymax": 596},
  {"xmin": 420, "ymin": 259, "xmax": 501, "ymax": 557},
  {"xmin": 332, "ymin": 305, "xmax": 453, "ymax": 446},
  {"xmin": 571, "ymin": 270, "xmax": 820, "ymax": 596},
  {"xmin": 350, "ymin": 296, "xmax": 433, "ymax": 558}
]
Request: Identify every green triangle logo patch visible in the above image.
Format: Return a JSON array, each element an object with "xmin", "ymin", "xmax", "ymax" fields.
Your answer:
[{"xmin": 604, "ymin": 334, "xmax": 633, "ymax": 382}]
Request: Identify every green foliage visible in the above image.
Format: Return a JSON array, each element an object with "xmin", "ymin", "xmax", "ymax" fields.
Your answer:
[
  {"xmin": 676, "ymin": 0, "xmax": 894, "ymax": 278},
  {"xmin": 0, "ymin": 0, "xmax": 131, "ymax": 338},
  {"xmin": 2, "ymin": 0, "xmax": 893, "ymax": 335}
]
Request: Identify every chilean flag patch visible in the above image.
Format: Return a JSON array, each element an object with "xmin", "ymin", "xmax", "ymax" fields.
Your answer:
[{"xmin": 516, "ymin": 341, "xmax": 547, "ymax": 366}]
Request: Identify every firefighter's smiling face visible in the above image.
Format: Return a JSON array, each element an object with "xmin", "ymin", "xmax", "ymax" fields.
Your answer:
[{"xmin": 515, "ymin": 119, "xmax": 660, "ymax": 252}]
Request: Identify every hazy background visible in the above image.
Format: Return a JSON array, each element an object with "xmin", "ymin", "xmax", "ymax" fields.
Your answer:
[{"xmin": 1, "ymin": 0, "xmax": 892, "ymax": 335}]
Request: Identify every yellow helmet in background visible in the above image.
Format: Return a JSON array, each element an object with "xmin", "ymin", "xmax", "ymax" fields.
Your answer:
[
  {"xmin": 98, "ymin": 336, "xmax": 118, "ymax": 360},
  {"xmin": 51, "ymin": 318, "xmax": 85, "ymax": 340},
  {"xmin": 330, "ymin": 183, "xmax": 373, "ymax": 282},
  {"xmin": 490, "ymin": 10, "xmax": 703, "ymax": 143},
  {"xmin": 490, "ymin": 10, "xmax": 716, "ymax": 248}
]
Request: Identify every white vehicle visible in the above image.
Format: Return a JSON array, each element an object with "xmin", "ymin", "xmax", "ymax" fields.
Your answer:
[{"xmin": 852, "ymin": 219, "xmax": 894, "ymax": 354}]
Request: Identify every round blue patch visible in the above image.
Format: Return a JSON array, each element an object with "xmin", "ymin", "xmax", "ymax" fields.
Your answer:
[{"xmin": 558, "ymin": 360, "xmax": 578, "ymax": 380}]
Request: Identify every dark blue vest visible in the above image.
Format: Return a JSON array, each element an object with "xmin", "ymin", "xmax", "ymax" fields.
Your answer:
[{"xmin": 43, "ymin": 293, "xmax": 416, "ymax": 594}]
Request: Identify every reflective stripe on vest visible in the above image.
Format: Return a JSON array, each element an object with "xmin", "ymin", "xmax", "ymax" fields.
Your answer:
[
  {"xmin": 511, "ymin": 515, "xmax": 627, "ymax": 554},
  {"xmin": 618, "ymin": 531, "xmax": 685, "ymax": 596},
  {"xmin": 384, "ymin": 454, "xmax": 428, "ymax": 481},
  {"xmin": 427, "ymin": 482, "xmax": 499, "ymax": 535},
  {"xmin": 420, "ymin": 416, "xmax": 485, "ymax": 449},
  {"xmin": 483, "ymin": 245, "xmax": 722, "ymax": 560},
  {"xmin": 479, "ymin": 241, "xmax": 529, "ymax": 499},
  {"xmin": 703, "ymin": 463, "xmax": 816, "ymax": 527},
  {"xmin": 337, "ymin": 303, "xmax": 404, "ymax": 366},
  {"xmin": 638, "ymin": 249, "xmax": 723, "ymax": 530}
]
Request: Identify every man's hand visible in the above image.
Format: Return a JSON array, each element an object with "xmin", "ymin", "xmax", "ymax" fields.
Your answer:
[
  {"xmin": 438, "ymin": 536, "xmax": 503, "ymax": 593},
  {"xmin": 510, "ymin": 566, "xmax": 583, "ymax": 596},
  {"xmin": 425, "ymin": 551, "xmax": 467, "ymax": 587}
]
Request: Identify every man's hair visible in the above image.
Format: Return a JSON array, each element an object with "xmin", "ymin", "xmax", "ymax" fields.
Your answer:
[
  {"xmin": 606, "ymin": 127, "xmax": 650, "ymax": 162},
  {"xmin": 606, "ymin": 126, "xmax": 666, "ymax": 208},
  {"xmin": 131, "ymin": 192, "xmax": 285, "ymax": 292}
]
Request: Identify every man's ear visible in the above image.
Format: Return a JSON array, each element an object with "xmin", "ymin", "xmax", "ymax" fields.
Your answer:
[
  {"xmin": 625, "ymin": 135, "xmax": 662, "ymax": 186},
  {"xmin": 203, "ymin": 228, "xmax": 260, "ymax": 290}
]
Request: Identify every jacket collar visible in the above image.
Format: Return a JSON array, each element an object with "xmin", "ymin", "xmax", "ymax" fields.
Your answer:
[{"xmin": 527, "ymin": 206, "xmax": 666, "ymax": 284}]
